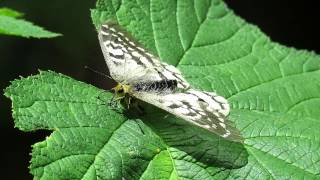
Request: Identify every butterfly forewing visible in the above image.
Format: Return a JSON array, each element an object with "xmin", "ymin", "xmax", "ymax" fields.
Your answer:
[{"xmin": 98, "ymin": 22, "xmax": 190, "ymax": 89}]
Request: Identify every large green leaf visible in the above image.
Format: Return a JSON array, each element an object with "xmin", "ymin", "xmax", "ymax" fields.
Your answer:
[
  {"xmin": 0, "ymin": 7, "xmax": 61, "ymax": 38},
  {"xmin": 4, "ymin": 0, "xmax": 320, "ymax": 179},
  {"xmin": 5, "ymin": 70, "xmax": 247, "ymax": 179}
]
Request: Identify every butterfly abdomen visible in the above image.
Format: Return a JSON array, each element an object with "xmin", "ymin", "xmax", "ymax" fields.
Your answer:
[{"xmin": 133, "ymin": 80, "xmax": 177, "ymax": 93}]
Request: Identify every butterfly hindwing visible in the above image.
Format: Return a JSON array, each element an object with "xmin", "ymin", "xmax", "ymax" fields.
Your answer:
[{"xmin": 132, "ymin": 89, "xmax": 243, "ymax": 142}]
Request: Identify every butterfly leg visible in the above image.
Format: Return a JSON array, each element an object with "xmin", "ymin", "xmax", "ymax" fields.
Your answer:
[
  {"xmin": 108, "ymin": 92, "xmax": 116, "ymax": 107},
  {"xmin": 96, "ymin": 90, "xmax": 111, "ymax": 106},
  {"xmin": 106, "ymin": 91, "xmax": 125, "ymax": 112},
  {"xmin": 112, "ymin": 96, "xmax": 125, "ymax": 109},
  {"xmin": 125, "ymin": 95, "xmax": 133, "ymax": 109}
]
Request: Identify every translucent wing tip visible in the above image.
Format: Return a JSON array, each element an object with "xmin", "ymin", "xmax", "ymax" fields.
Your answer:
[{"xmin": 222, "ymin": 121, "xmax": 244, "ymax": 143}]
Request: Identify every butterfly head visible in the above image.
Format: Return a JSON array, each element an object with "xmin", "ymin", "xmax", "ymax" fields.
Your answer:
[
  {"xmin": 112, "ymin": 83, "xmax": 131, "ymax": 97},
  {"xmin": 110, "ymin": 83, "xmax": 134, "ymax": 109}
]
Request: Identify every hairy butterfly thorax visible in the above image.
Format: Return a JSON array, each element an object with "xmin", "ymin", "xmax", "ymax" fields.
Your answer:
[{"xmin": 98, "ymin": 21, "xmax": 243, "ymax": 143}]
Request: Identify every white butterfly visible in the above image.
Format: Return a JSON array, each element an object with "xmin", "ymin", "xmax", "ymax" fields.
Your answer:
[{"xmin": 98, "ymin": 21, "xmax": 242, "ymax": 142}]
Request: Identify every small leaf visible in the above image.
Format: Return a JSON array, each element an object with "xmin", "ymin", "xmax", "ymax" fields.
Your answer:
[
  {"xmin": 0, "ymin": 7, "xmax": 24, "ymax": 18},
  {"xmin": 0, "ymin": 10, "xmax": 61, "ymax": 38}
]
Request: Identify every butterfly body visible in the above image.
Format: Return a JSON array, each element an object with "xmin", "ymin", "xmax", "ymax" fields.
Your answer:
[{"xmin": 98, "ymin": 22, "xmax": 243, "ymax": 142}]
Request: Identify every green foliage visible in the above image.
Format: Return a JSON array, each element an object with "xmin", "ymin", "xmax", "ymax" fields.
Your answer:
[
  {"xmin": 4, "ymin": 0, "xmax": 320, "ymax": 179},
  {"xmin": 4, "ymin": 71, "xmax": 247, "ymax": 179},
  {"xmin": 0, "ymin": 7, "xmax": 61, "ymax": 38},
  {"xmin": 0, "ymin": 7, "xmax": 23, "ymax": 17}
]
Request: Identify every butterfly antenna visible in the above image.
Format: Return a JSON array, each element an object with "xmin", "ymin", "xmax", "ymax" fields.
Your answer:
[{"xmin": 85, "ymin": 66, "xmax": 112, "ymax": 80}]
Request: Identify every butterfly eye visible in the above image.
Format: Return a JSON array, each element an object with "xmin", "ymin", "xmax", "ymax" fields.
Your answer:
[{"xmin": 117, "ymin": 88, "xmax": 124, "ymax": 93}]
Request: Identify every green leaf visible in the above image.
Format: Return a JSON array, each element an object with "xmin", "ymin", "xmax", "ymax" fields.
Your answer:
[
  {"xmin": 4, "ymin": 71, "xmax": 247, "ymax": 179},
  {"xmin": 0, "ymin": 7, "xmax": 24, "ymax": 18},
  {"xmin": 0, "ymin": 8, "xmax": 61, "ymax": 38},
  {"xmin": 4, "ymin": 0, "xmax": 320, "ymax": 179}
]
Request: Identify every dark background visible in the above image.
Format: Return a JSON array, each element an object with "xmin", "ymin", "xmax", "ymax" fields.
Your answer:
[{"xmin": 1, "ymin": 0, "xmax": 319, "ymax": 179}]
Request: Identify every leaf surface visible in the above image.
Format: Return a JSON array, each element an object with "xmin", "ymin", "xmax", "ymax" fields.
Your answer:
[
  {"xmin": 0, "ymin": 7, "xmax": 23, "ymax": 18},
  {"xmin": 4, "ymin": 0, "xmax": 320, "ymax": 179},
  {"xmin": 0, "ymin": 8, "xmax": 61, "ymax": 38}
]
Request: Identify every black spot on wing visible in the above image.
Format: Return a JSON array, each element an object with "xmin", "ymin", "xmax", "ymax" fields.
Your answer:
[
  {"xmin": 108, "ymin": 49, "xmax": 124, "ymax": 60},
  {"xmin": 102, "ymin": 23, "xmax": 160, "ymax": 67},
  {"xmin": 101, "ymin": 26, "xmax": 109, "ymax": 33},
  {"xmin": 156, "ymin": 69, "xmax": 168, "ymax": 80},
  {"xmin": 185, "ymin": 92, "xmax": 207, "ymax": 104},
  {"xmin": 101, "ymin": 34, "xmax": 110, "ymax": 42},
  {"xmin": 202, "ymin": 91, "xmax": 225, "ymax": 110},
  {"xmin": 160, "ymin": 92, "xmax": 231, "ymax": 137},
  {"xmin": 130, "ymin": 53, "xmax": 146, "ymax": 67},
  {"xmin": 168, "ymin": 104, "xmax": 180, "ymax": 109},
  {"xmin": 161, "ymin": 65, "xmax": 189, "ymax": 88}
]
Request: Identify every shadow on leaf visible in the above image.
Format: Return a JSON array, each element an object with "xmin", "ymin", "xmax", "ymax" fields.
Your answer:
[{"xmin": 124, "ymin": 101, "xmax": 248, "ymax": 170}]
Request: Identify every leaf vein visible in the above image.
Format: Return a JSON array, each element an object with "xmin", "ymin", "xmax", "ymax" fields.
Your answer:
[
  {"xmin": 80, "ymin": 121, "xmax": 126, "ymax": 179},
  {"xmin": 228, "ymin": 69, "xmax": 320, "ymax": 99}
]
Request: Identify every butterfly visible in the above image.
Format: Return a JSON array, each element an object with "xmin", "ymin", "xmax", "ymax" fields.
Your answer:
[{"xmin": 98, "ymin": 21, "xmax": 242, "ymax": 142}]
